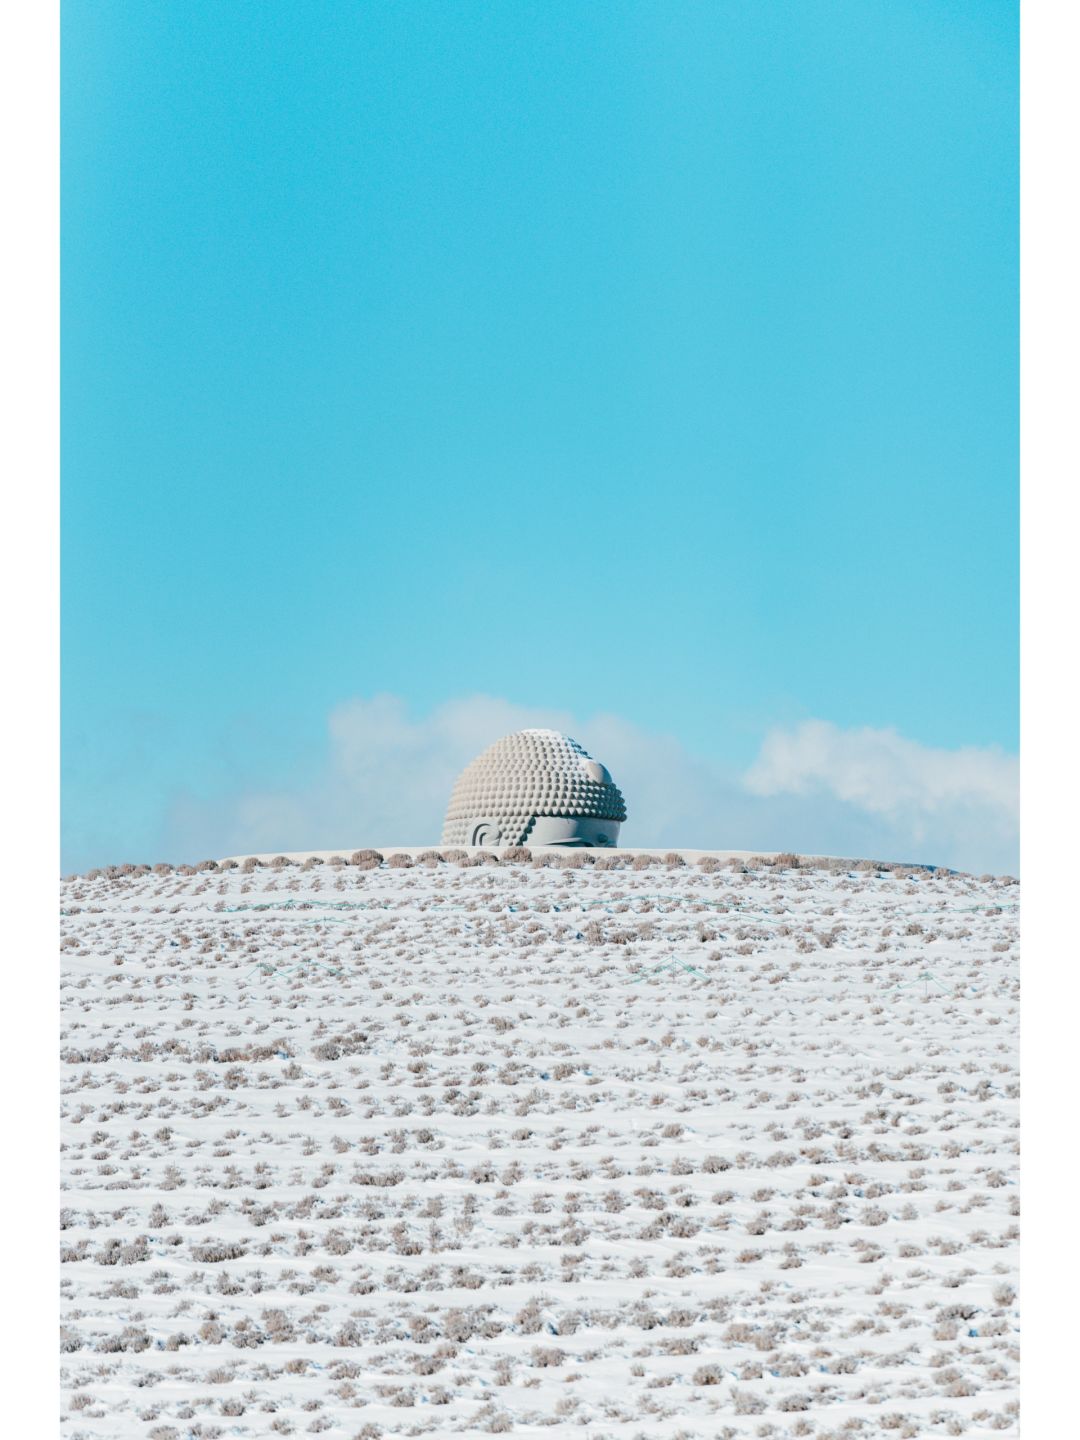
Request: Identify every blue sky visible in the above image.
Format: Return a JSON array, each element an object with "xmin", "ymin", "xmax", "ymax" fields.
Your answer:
[{"xmin": 62, "ymin": 1, "xmax": 1018, "ymax": 873}]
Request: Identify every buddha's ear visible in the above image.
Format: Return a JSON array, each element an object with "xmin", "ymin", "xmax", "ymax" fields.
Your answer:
[{"xmin": 469, "ymin": 820, "xmax": 502, "ymax": 846}]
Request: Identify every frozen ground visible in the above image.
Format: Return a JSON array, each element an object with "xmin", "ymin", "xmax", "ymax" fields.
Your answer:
[{"xmin": 60, "ymin": 850, "xmax": 1019, "ymax": 1439}]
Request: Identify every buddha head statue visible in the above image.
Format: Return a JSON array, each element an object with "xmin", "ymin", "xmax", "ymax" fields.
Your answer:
[{"xmin": 441, "ymin": 729, "xmax": 627, "ymax": 848}]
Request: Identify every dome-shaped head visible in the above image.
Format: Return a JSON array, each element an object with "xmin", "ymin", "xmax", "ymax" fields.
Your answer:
[{"xmin": 441, "ymin": 729, "xmax": 627, "ymax": 847}]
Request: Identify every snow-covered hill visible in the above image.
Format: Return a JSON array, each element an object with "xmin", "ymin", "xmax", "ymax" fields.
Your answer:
[{"xmin": 60, "ymin": 851, "xmax": 1019, "ymax": 1438}]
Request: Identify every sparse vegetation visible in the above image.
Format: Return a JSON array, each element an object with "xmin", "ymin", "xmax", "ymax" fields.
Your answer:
[{"xmin": 59, "ymin": 855, "xmax": 1018, "ymax": 1435}]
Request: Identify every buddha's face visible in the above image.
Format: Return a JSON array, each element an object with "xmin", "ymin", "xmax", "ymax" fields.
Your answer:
[
  {"xmin": 467, "ymin": 815, "xmax": 620, "ymax": 847},
  {"xmin": 526, "ymin": 815, "xmax": 620, "ymax": 848}
]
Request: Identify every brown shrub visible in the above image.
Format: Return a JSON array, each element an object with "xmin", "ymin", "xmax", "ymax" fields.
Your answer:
[
  {"xmin": 693, "ymin": 1364, "xmax": 724, "ymax": 1385},
  {"xmin": 531, "ymin": 1346, "xmax": 565, "ymax": 1367},
  {"xmin": 350, "ymin": 850, "xmax": 383, "ymax": 868}
]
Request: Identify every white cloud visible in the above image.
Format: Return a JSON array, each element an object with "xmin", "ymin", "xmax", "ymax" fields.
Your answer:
[
  {"xmin": 745, "ymin": 719, "xmax": 1018, "ymax": 872},
  {"xmin": 745, "ymin": 719, "xmax": 1017, "ymax": 818},
  {"xmin": 163, "ymin": 696, "xmax": 1018, "ymax": 875}
]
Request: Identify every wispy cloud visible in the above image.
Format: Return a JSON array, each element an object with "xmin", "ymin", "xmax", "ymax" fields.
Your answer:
[
  {"xmin": 163, "ymin": 695, "xmax": 1018, "ymax": 874},
  {"xmin": 744, "ymin": 719, "xmax": 1018, "ymax": 874}
]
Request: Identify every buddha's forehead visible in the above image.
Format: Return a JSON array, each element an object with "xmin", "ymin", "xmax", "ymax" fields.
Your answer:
[{"xmin": 528, "ymin": 815, "xmax": 620, "ymax": 847}]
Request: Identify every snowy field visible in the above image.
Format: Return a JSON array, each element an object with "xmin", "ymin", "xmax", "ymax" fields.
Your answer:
[{"xmin": 60, "ymin": 850, "xmax": 1019, "ymax": 1439}]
